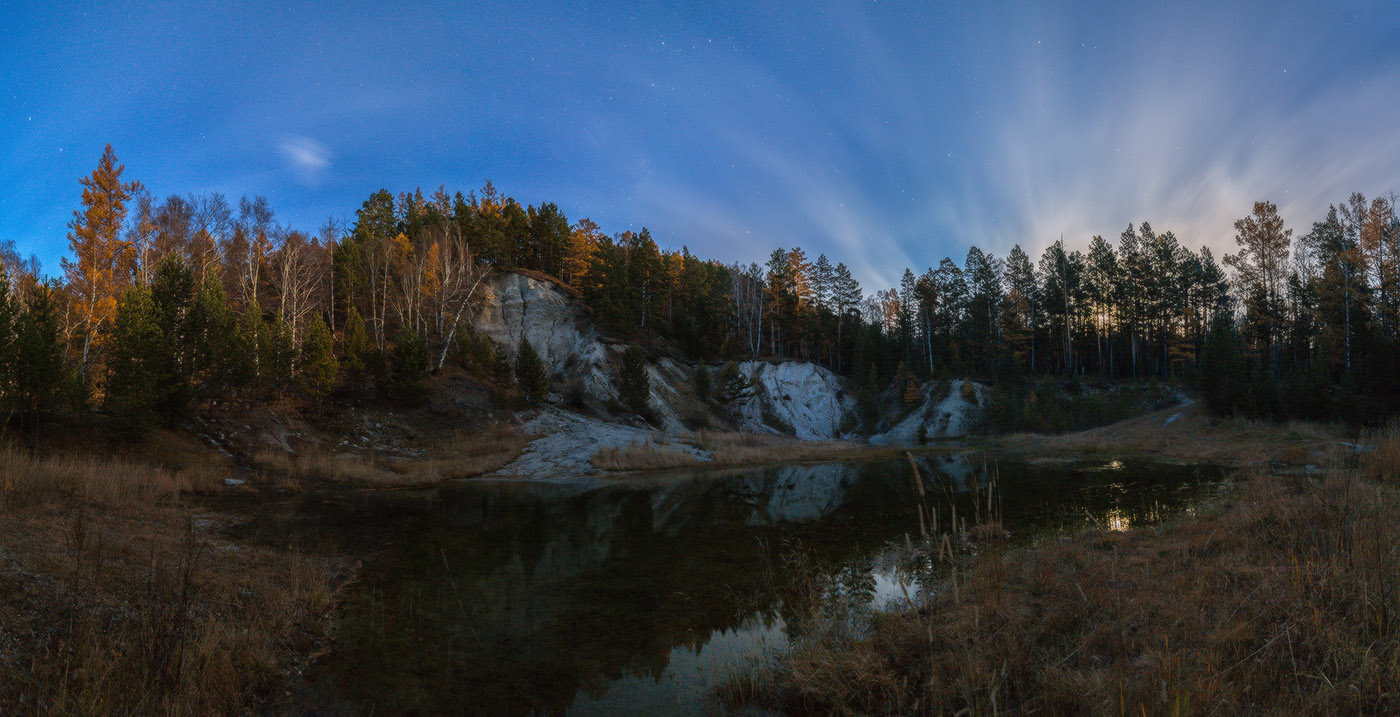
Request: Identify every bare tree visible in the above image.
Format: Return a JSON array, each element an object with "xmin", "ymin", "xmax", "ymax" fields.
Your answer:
[
  {"xmin": 432, "ymin": 222, "xmax": 491, "ymax": 371},
  {"xmin": 268, "ymin": 229, "xmax": 328, "ymax": 349}
]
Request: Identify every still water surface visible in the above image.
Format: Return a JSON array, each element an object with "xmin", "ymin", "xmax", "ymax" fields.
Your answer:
[{"xmin": 255, "ymin": 455, "xmax": 1224, "ymax": 715}]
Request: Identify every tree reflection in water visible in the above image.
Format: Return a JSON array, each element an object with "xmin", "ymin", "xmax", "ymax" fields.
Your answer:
[{"xmin": 264, "ymin": 457, "xmax": 1222, "ymax": 715}]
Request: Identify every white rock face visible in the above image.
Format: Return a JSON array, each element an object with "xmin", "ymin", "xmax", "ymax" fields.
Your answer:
[
  {"xmin": 494, "ymin": 407, "xmax": 704, "ymax": 479},
  {"xmin": 472, "ymin": 273, "xmax": 613, "ymax": 400},
  {"xmin": 734, "ymin": 361, "xmax": 857, "ymax": 440},
  {"xmin": 870, "ymin": 380, "xmax": 987, "ymax": 444},
  {"xmin": 472, "ymin": 273, "xmax": 862, "ymax": 441}
]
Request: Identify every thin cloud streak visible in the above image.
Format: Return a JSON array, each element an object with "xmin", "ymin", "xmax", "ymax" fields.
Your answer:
[
  {"xmin": 935, "ymin": 8, "xmax": 1400, "ymax": 261},
  {"xmin": 278, "ymin": 136, "xmax": 332, "ymax": 185}
]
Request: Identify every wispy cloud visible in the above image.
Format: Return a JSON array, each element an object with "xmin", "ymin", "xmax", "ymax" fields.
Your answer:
[
  {"xmin": 278, "ymin": 136, "xmax": 332, "ymax": 185},
  {"xmin": 949, "ymin": 63, "xmax": 1400, "ymax": 262},
  {"xmin": 930, "ymin": 5, "xmax": 1400, "ymax": 261},
  {"xmin": 617, "ymin": 2, "xmax": 1400, "ymax": 287}
]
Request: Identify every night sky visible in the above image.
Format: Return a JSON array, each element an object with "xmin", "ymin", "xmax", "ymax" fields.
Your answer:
[{"xmin": 3, "ymin": 1, "xmax": 1398, "ymax": 289}]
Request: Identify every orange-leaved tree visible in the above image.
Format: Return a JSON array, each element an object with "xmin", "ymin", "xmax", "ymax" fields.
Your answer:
[{"xmin": 62, "ymin": 144, "xmax": 142, "ymax": 384}]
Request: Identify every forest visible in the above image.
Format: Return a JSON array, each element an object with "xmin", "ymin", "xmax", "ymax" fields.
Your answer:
[{"xmin": 3, "ymin": 144, "xmax": 1398, "ymax": 437}]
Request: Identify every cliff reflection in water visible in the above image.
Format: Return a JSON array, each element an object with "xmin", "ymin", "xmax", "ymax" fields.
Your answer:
[{"xmin": 292, "ymin": 456, "xmax": 1221, "ymax": 715}]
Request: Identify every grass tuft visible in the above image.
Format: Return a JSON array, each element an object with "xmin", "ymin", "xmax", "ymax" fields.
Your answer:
[{"xmin": 589, "ymin": 441, "xmax": 701, "ymax": 471}]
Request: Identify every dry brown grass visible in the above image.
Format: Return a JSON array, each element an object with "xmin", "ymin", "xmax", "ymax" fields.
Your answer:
[
  {"xmin": 588, "ymin": 431, "xmax": 914, "ymax": 473},
  {"xmin": 728, "ymin": 454, "xmax": 1400, "ymax": 714},
  {"xmin": 415, "ymin": 424, "xmax": 530, "ymax": 479},
  {"xmin": 1363, "ymin": 422, "xmax": 1400, "ymax": 482},
  {"xmin": 0, "ymin": 449, "xmax": 223, "ymax": 510},
  {"xmin": 690, "ymin": 430, "xmax": 898, "ymax": 467},
  {"xmin": 995, "ymin": 404, "xmax": 1351, "ymax": 468},
  {"xmin": 589, "ymin": 441, "xmax": 702, "ymax": 471},
  {"xmin": 0, "ymin": 448, "xmax": 345, "ymax": 715},
  {"xmin": 255, "ymin": 423, "xmax": 530, "ymax": 487}
]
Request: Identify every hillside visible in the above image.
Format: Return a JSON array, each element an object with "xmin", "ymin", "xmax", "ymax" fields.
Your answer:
[{"xmin": 180, "ymin": 270, "xmax": 1181, "ymax": 482}]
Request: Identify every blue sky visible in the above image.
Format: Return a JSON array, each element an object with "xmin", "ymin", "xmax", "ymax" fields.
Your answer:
[{"xmin": 2, "ymin": 1, "xmax": 1398, "ymax": 289}]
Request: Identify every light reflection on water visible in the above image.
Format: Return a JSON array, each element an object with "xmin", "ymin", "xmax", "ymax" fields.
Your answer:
[{"xmin": 260, "ymin": 456, "xmax": 1224, "ymax": 715}]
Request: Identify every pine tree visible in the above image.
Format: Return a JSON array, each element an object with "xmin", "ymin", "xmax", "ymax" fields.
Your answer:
[
  {"xmin": 0, "ymin": 269, "xmax": 18, "ymax": 401},
  {"xmin": 713, "ymin": 361, "xmax": 751, "ymax": 407},
  {"xmin": 617, "ymin": 344, "xmax": 650, "ymax": 413},
  {"xmin": 149, "ymin": 254, "xmax": 197, "ymax": 422},
  {"xmin": 189, "ymin": 276, "xmax": 245, "ymax": 406},
  {"xmin": 14, "ymin": 284, "xmax": 80, "ymax": 445},
  {"xmin": 691, "ymin": 362, "xmax": 711, "ymax": 402},
  {"xmin": 300, "ymin": 314, "xmax": 339, "ymax": 405},
  {"xmin": 1083, "ymin": 235, "xmax": 1117, "ymax": 375},
  {"xmin": 1199, "ymin": 318, "xmax": 1247, "ymax": 416},
  {"xmin": 341, "ymin": 306, "xmax": 370, "ymax": 377},
  {"xmin": 492, "ymin": 343, "xmax": 515, "ymax": 390},
  {"xmin": 1004, "ymin": 245, "xmax": 1038, "ymax": 373},
  {"xmin": 105, "ymin": 286, "xmax": 162, "ymax": 431},
  {"xmin": 389, "ymin": 328, "xmax": 429, "ymax": 405},
  {"xmin": 257, "ymin": 313, "xmax": 297, "ymax": 395},
  {"xmin": 514, "ymin": 338, "xmax": 549, "ymax": 402},
  {"xmin": 965, "ymin": 247, "xmax": 1003, "ymax": 376},
  {"xmin": 1225, "ymin": 201, "xmax": 1293, "ymax": 373}
]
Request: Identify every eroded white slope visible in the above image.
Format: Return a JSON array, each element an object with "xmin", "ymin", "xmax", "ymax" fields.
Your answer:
[
  {"xmin": 734, "ymin": 361, "xmax": 857, "ymax": 440},
  {"xmin": 870, "ymin": 380, "xmax": 987, "ymax": 444}
]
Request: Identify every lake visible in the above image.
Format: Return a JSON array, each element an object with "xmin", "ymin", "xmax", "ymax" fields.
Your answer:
[{"xmin": 257, "ymin": 454, "xmax": 1225, "ymax": 715}]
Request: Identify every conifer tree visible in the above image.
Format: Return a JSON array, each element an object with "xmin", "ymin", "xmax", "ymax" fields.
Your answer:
[
  {"xmin": 149, "ymin": 254, "xmax": 196, "ymax": 422},
  {"xmin": 14, "ymin": 284, "xmax": 80, "ymax": 445},
  {"xmin": 389, "ymin": 328, "xmax": 429, "ymax": 405},
  {"xmin": 340, "ymin": 306, "xmax": 371, "ymax": 378},
  {"xmin": 106, "ymin": 286, "xmax": 162, "ymax": 431},
  {"xmin": 299, "ymin": 314, "xmax": 339, "ymax": 406},
  {"xmin": 491, "ymin": 343, "xmax": 515, "ymax": 390},
  {"xmin": 713, "ymin": 360, "xmax": 751, "ymax": 407},
  {"xmin": 514, "ymin": 338, "xmax": 549, "ymax": 402},
  {"xmin": 0, "ymin": 269, "xmax": 18, "ymax": 400},
  {"xmin": 617, "ymin": 344, "xmax": 650, "ymax": 413},
  {"xmin": 691, "ymin": 362, "xmax": 711, "ymax": 402},
  {"xmin": 1226, "ymin": 201, "xmax": 1292, "ymax": 373},
  {"xmin": 258, "ymin": 312, "xmax": 297, "ymax": 394},
  {"xmin": 63, "ymin": 144, "xmax": 141, "ymax": 380},
  {"xmin": 1200, "ymin": 318, "xmax": 1247, "ymax": 416},
  {"xmin": 189, "ymin": 275, "xmax": 245, "ymax": 406}
]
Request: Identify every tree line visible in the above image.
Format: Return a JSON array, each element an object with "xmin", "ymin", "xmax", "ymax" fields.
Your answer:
[{"xmin": 3, "ymin": 145, "xmax": 1397, "ymax": 435}]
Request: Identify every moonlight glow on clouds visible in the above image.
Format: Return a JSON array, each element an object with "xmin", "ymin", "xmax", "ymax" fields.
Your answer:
[{"xmin": 0, "ymin": 1, "xmax": 1397, "ymax": 289}]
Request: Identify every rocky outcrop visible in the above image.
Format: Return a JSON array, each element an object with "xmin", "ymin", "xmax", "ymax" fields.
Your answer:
[
  {"xmin": 870, "ymin": 380, "xmax": 987, "ymax": 444},
  {"xmin": 733, "ymin": 361, "xmax": 856, "ymax": 440},
  {"xmin": 472, "ymin": 273, "xmax": 611, "ymax": 400},
  {"xmin": 470, "ymin": 273, "xmax": 995, "ymax": 474},
  {"xmin": 472, "ymin": 273, "xmax": 862, "ymax": 439},
  {"xmin": 472, "ymin": 273, "xmax": 692, "ymax": 431}
]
